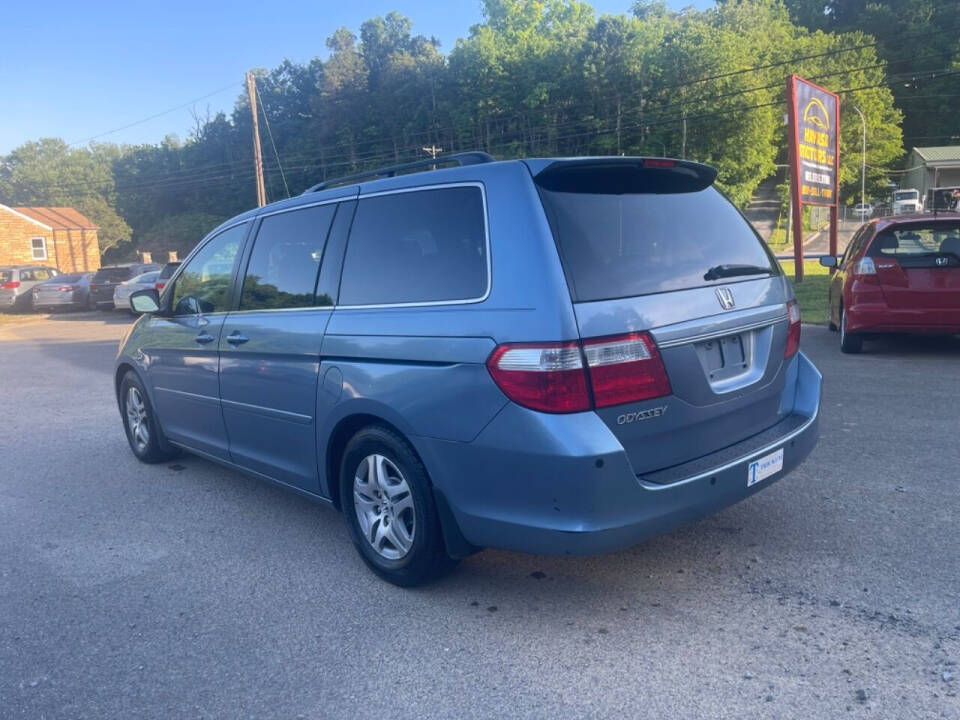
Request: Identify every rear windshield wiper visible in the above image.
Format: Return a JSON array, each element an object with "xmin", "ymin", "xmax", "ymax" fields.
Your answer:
[{"xmin": 703, "ymin": 264, "xmax": 773, "ymax": 281}]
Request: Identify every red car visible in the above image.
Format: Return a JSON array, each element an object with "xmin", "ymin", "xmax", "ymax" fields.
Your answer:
[{"xmin": 821, "ymin": 214, "xmax": 960, "ymax": 353}]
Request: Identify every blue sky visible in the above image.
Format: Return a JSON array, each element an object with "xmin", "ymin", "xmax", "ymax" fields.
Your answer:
[{"xmin": 1, "ymin": 1, "xmax": 712, "ymax": 154}]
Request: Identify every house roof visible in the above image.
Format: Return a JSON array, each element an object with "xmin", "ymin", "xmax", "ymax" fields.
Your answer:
[
  {"xmin": 8, "ymin": 206, "xmax": 98, "ymax": 230},
  {"xmin": 912, "ymin": 146, "xmax": 960, "ymax": 163}
]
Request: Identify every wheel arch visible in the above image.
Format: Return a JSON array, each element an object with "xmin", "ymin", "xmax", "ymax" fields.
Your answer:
[{"xmin": 323, "ymin": 410, "xmax": 477, "ymax": 559}]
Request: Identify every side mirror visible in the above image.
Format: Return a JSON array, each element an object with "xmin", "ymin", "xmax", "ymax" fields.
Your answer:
[
  {"xmin": 130, "ymin": 288, "xmax": 161, "ymax": 314},
  {"xmin": 818, "ymin": 255, "xmax": 838, "ymax": 268}
]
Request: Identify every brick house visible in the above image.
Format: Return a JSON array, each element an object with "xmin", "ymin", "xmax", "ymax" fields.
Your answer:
[{"xmin": 0, "ymin": 204, "xmax": 100, "ymax": 272}]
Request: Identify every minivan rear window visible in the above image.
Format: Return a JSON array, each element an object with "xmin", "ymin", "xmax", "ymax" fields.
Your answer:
[
  {"xmin": 538, "ymin": 184, "xmax": 777, "ymax": 302},
  {"xmin": 339, "ymin": 187, "xmax": 487, "ymax": 306}
]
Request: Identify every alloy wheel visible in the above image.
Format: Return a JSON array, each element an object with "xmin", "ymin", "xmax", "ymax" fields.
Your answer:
[
  {"xmin": 125, "ymin": 387, "xmax": 150, "ymax": 452},
  {"xmin": 353, "ymin": 454, "xmax": 416, "ymax": 560}
]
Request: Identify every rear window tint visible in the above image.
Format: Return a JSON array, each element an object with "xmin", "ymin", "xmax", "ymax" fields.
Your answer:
[
  {"xmin": 538, "ymin": 185, "xmax": 777, "ymax": 302},
  {"xmin": 93, "ymin": 267, "xmax": 133, "ymax": 282},
  {"xmin": 0, "ymin": 271, "xmax": 13, "ymax": 283},
  {"xmin": 868, "ymin": 224, "xmax": 960, "ymax": 257},
  {"xmin": 339, "ymin": 187, "xmax": 487, "ymax": 306}
]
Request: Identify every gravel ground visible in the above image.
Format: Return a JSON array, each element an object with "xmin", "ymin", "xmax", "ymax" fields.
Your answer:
[{"xmin": 1, "ymin": 315, "xmax": 958, "ymax": 719}]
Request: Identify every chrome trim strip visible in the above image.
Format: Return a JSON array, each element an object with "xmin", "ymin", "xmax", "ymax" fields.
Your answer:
[
  {"xmin": 257, "ymin": 196, "xmax": 347, "ymax": 218},
  {"xmin": 336, "ymin": 182, "xmax": 492, "ymax": 310},
  {"xmin": 225, "ymin": 306, "xmax": 334, "ymax": 316},
  {"xmin": 154, "ymin": 386, "xmax": 220, "ymax": 406},
  {"xmin": 637, "ymin": 405, "xmax": 819, "ymax": 491},
  {"xmin": 220, "ymin": 397, "xmax": 313, "ymax": 424},
  {"xmin": 656, "ymin": 314, "xmax": 788, "ymax": 349}
]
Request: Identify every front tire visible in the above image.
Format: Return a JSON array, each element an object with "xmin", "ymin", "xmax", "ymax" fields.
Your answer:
[
  {"xmin": 119, "ymin": 371, "xmax": 178, "ymax": 463},
  {"xmin": 840, "ymin": 307, "xmax": 863, "ymax": 354},
  {"xmin": 340, "ymin": 426, "xmax": 456, "ymax": 586}
]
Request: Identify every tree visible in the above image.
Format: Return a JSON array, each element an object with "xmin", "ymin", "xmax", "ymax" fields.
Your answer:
[{"xmin": 0, "ymin": 138, "xmax": 131, "ymax": 251}]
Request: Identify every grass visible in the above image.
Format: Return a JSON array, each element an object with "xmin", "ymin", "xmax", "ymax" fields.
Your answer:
[{"xmin": 780, "ymin": 259, "xmax": 831, "ymax": 325}]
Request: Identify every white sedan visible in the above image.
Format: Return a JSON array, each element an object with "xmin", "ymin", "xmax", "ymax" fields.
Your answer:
[
  {"xmin": 113, "ymin": 271, "xmax": 160, "ymax": 312},
  {"xmin": 852, "ymin": 203, "xmax": 874, "ymax": 219}
]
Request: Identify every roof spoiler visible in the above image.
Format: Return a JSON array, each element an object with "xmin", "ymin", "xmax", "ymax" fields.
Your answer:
[{"xmin": 533, "ymin": 157, "xmax": 718, "ymax": 195}]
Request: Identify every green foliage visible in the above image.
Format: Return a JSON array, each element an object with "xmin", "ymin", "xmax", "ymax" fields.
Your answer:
[{"xmin": 0, "ymin": 138, "xmax": 131, "ymax": 251}]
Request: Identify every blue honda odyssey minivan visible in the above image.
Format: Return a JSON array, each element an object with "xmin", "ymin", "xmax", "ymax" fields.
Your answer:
[{"xmin": 117, "ymin": 153, "xmax": 821, "ymax": 586}]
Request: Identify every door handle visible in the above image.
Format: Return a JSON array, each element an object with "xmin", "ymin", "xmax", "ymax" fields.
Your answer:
[
  {"xmin": 195, "ymin": 332, "xmax": 215, "ymax": 345},
  {"xmin": 226, "ymin": 332, "xmax": 249, "ymax": 345}
]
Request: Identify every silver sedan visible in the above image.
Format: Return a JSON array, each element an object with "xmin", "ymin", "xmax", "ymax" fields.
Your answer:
[{"xmin": 113, "ymin": 271, "xmax": 160, "ymax": 312}]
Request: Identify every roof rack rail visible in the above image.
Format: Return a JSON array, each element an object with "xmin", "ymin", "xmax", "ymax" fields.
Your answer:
[{"xmin": 303, "ymin": 151, "xmax": 495, "ymax": 194}]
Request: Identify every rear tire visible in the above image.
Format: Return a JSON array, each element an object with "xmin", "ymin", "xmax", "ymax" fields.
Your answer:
[
  {"xmin": 119, "ymin": 371, "xmax": 179, "ymax": 463},
  {"xmin": 839, "ymin": 307, "xmax": 863, "ymax": 354},
  {"xmin": 340, "ymin": 425, "xmax": 457, "ymax": 587}
]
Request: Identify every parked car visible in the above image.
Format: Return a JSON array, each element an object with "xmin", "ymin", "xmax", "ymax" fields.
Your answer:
[
  {"xmin": 113, "ymin": 271, "xmax": 161, "ymax": 312},
  {"xmin": 851, "ymin": 202, "xmax": 873, "ymax": 219},
  {"xmin": 155, "ymin": 261, "xmax": 181, "ymax": 293},
  {"xmin": 891, "ymin": 189, "xmax": 923, "ymax": 215},
  {"xmin": 0, "ymin": 265, "xmax": 60, "ymax": 312},
  {"xmin": 89, "ymin": 264, "xmax": 159, "ymax": 309},
  {"xmin": 821, "ymin": 215, "xmax": 960, "ymax": 353},
  {"xmin": 31, "ymin": 272, "xmax": 94, "ymax": 312},
  {"xmin": 115, "ymin": 153, "xmax": 822, "ymax": 586}
]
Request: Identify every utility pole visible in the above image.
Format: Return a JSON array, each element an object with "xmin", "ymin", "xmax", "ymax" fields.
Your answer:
[
  {"xmin": 246, "ymin": 72, "xmax": 267, "ymax": 207},
  {"xmin": 422, "ymin": 145, "xmax": 443, "ymax": 159},
  {"xmin": 852, "ymin": 105, "xmax": 867, "ymax": 211},
  {"xmin": 681, "ymin": 112, "xmax": 687, "ymax": 159}
]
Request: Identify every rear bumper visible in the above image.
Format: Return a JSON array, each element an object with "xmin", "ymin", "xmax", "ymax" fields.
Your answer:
[
  {"xmin": 113, "ymin": 295, "xmax": 132, "ymax": 310},
  {"xmin": 418, "ymin": 352, "xmax": 821, "ymax": 556},
  {"xmin": 33, "ymin": 294, "xmax": 81, "ymax": 309},
  {"xmin": 847, "ymin": 302, "xmax": 960, "ymax": 335}
]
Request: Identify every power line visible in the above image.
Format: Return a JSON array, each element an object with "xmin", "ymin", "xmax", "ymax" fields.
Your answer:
[{"xmin": 67, "ymin": 81, "xmax": 240, "ymax": 147}]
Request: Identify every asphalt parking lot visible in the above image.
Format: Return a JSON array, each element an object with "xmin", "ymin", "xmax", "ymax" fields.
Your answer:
[{"xmin": 1, "ymin": 313, "xmax": 958, "ymax": 719}]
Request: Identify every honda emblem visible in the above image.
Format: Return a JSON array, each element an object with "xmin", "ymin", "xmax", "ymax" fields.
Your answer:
[
  {"xmin": 936, "ymin": 256, "xmax": 949, "ymax": 267},
  {"xmin": 715, "ymin": 287, "xmax": 735, "ymax": 310}
]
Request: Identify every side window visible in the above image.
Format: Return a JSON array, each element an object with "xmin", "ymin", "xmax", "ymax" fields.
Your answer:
[
  {"xmin": 841, "ymin": 226, "xmax": 868, "ymax": 268},
  {"xmin": 19, "ymin": 270, "xmax": 34, "ymax": 282},
  {"xmin": 338, "ymin": 186, "xmax": 487, "ymax": 306},
  {"xmin": 30, "ymin": 237, "xmax": 47, "ymax": 260},
  {"xmin": 33, "ymin": 269, "xmax": 51, "ymax": 281},
  {"xmin": 240, "ymin": 203, "xmax": 336, "ymax": 310},
  {"xmin": 172, "ymin": 223, "xmax": 246, "ymax": 315}
]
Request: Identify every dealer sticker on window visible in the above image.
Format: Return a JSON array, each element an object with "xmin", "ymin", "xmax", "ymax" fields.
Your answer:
[{"xmin": 747, "ymin": 448, "xmax": 784, "ymax": 487}]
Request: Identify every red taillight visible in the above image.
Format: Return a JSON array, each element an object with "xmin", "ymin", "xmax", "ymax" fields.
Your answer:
[
  {"xmin": 785, "ymin": 300, "xmax": 801, "ymax": 358},
  {"xmin": 486, "ymin": 342, "xmax": 590, "ymax": 413},
  {"xmin": 156, "ymin": 281, "xmax": 166, "ymax": 291},
  {"xmin": 643, "ymin": 158, "xmax": 676, "ymax": 168},
  {"xmin": 486, "ymin": 332, "xmax": 671, "ymax": 414},
  {"xmin": 57, "ymin": 285, "xmax": 74, "ymax": 292},
  {"xmin": 583, "ymin": 332, "xmax": 672, "ymax": 408},
  {"xmin": 1, "ymin": 281, "xmax": 20, "ymax": 290},
  {"xmin": 88, "ymin": 283, "xmax": 97, "ymax": 291}
]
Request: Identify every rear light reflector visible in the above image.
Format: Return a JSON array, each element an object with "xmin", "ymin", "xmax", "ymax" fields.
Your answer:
[
  {"xmin": 583, "ymin": 332, "xmax": 672, "ymax": 407},
  {"xmin": 643, "ymin": 158, "xmax": 676, "ymax": 168},
  {"xmin": 486, "ymin": 332, "xmax": 671, "ymax": 414},
  {"xmin": 785, "ymin": 300, "xmax": 801, "ymax": 358},
  {"xmin": 156, "ymin": 281, "xmax": 166, "ymax": 291},
  {"xmin": 57, "ymin": 286, "xmax": 74, "ymax": 292},
  {"xmin": 486, "ymin": 342, "xmax": 590, "ymax": 413},
  {"xmin": 852, "ymin": 256, "xmax": 879, "ymax": 284},
  {"xmin": 1, "ymin": 281, "xmax": 21, "ymax": 290}
]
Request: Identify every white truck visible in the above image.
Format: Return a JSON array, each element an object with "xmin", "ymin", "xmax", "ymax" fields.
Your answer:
[{"xmin": 891, "ymin": 188, "xmax": 923, "ymax": 215}]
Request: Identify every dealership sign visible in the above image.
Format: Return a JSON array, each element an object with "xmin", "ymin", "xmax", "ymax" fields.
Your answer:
[
  {"xmin": 788, "ymin": 75, "xmax": 839, "ymax": 206},
  {"xmin": 786, "ymin": 75, "xmax": 841, "ymax": 281}
]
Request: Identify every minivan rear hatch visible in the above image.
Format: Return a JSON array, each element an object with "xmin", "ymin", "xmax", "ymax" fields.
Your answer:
[{"xmin": 533, "ymin": 158, "xmax": 797, "ymax": 478}]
